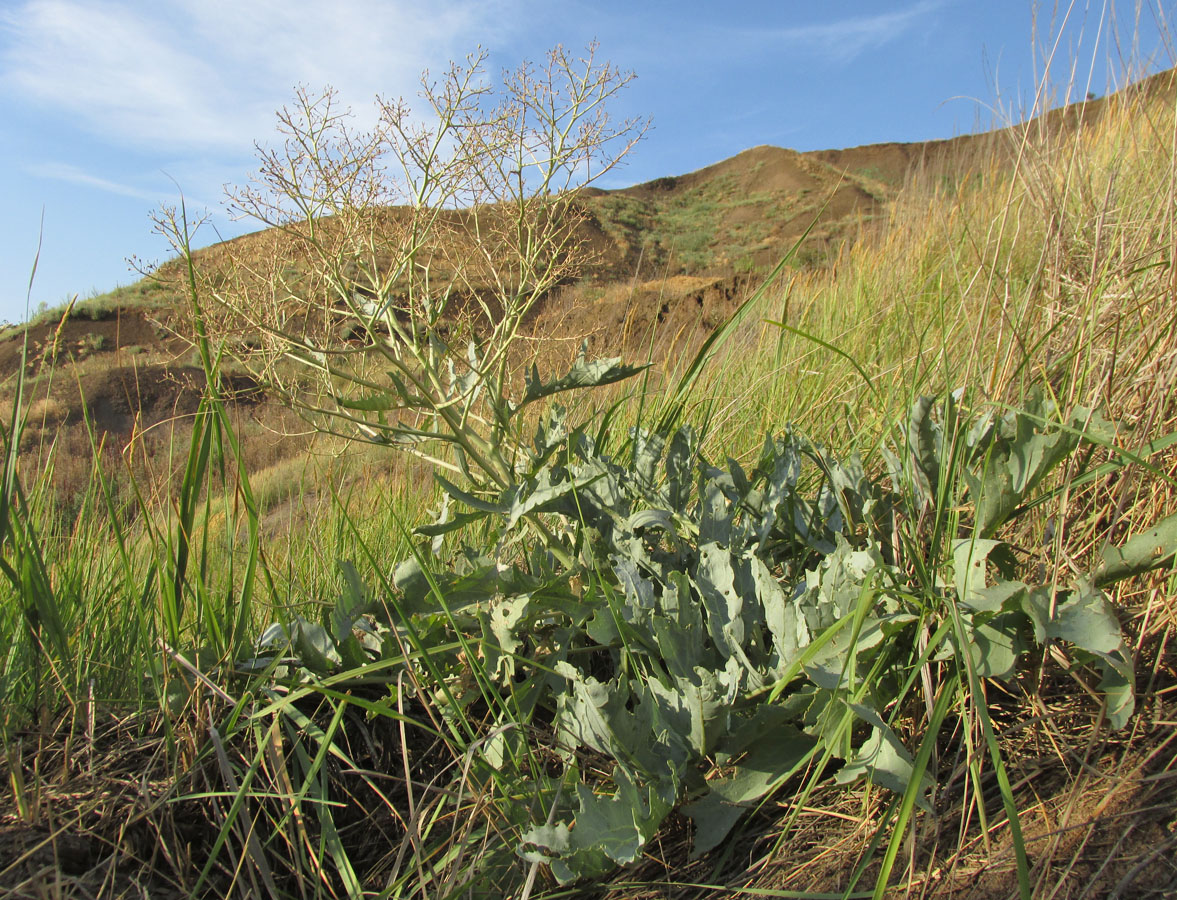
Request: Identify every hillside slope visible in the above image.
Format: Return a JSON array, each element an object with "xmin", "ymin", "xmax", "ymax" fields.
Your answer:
[{"xmin": 1, "ymin": 65, "xmax": 1173, "ymax": 456}]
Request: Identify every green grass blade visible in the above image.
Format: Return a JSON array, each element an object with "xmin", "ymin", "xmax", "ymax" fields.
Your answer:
[{"xmin": 869, "ymin": 674, "xmax": 958, "ymax": 900}]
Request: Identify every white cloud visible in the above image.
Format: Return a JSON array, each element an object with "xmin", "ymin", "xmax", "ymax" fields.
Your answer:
[
  {"xmin": 0, "ymin": 0, "xmax": 520, "ymax": 152},
  {"xmin": 25, "ymin": 159, "xmax": 223, "ymax": 210},
  {"xmin": 2, "ymin": 1, "xmax": 243, "ymax": 147},
  {"xmin": 26, "ymin": 160, "xmax": 161, "ymax": 200},
  {"xmin": 757, "ymin": 1, "xmax": 946, "ymax": 62}
]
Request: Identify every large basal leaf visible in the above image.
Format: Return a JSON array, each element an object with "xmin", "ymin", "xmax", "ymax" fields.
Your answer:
[
  {"xmin": 1095, "ymin": 510, "xmax": 1177, "ymax": 587},
  {"xmin": 631, "ymin": 428, "xmax": 665, "ymax": 489},
  {"xmin": 649, "ymin": 571, "xmax": 713, "ymax": 682},
  {"xmin": 965, "ymin": 612, "xmax": 1024, "ymax": 679},
  {"xmin": 887, "ymin": 395, "xmax": 951, "ymax": 517},
  {"xmin": 327, "ymin": 561, "xmax": 373, "ymax": 669},
  {"xmin": 682, "ymin": 721, "xmax": 816, "ymax": 856},
  {"xmin": 612, "ymin": 556, "xmax": 657, "ymax": 625},
  {"xmin": 798, "ymin": 535, "xmax": 882, "ymax": 633},
  {"xmin": 953, "ymin": 538, "xmax": 1002, "ymax": 605},
  {"xmin": 1021, "ymin": 580, "xmax": 1135, "ymax": 727},
  {"xmin": 553, "ymin": 664, "xmax": 648, "ymax": 763},
  {"xmin": 665, "ymin": 426, "xmax": 698, "ymax": 511},
  {"xmin": 803, "ymin": 611, "xmax": 916, "ymax": 690},
  {"xmin": 751, "ymin": 554, "xmax": 809, "ymax": 669},
  {"xmin": 963, "ymin": 398, "xmax": 1099, "ymax": 537},
  {"xmin": 507, "ymin": 466, "xmax": 578, "ymax": 529},
  {"xmin": 753, "ymin": 432, "xmax": 802, "ymax": 546},
  {"xmin": 1021, "ymin": 581, "xmax": 1124, "ymax": 655},
  {"xmin": 967, "ymin": 580, "xmax": 1028, "ymax": 616},
  {"xmin": 391, "ymin": 555, "xmax": 526, "ymax": 621},
  {"xmin": 907, "ymin": 395, "xmax": 942, "ymax": 510},
  {"xmin": 517, "ymin": 821, "xmax": 610, "ymax": 885},
  {"xmin": 693, "ymin": 541, "xmax": 747, "ymax": 659},
  {"xmin": 519, "ymin": 766, "xmax": 673, "ymax": 883},
  {"xmin": 835, "ymin": 702, "xmax": 934, "ymax": 811},
  {"xmin": 289, "ymin": 617, "xmax": 342, "ymax": 674},
  {"xmin": 1091, "ymin": 647, "xmax": 1136, "ymax": 730},
  {"xmin": 479, "ymin": 593, "xmax": 533, "ymax": 683},
  {"xmin": 635, "ymin": 676, "xmax": 698, "ymax": 766},
  {"xmin": 698, "ymin": 472, "xmax": 736, "ymax": 546},
  {"xmin": 952, "ymin": 538, "xmax": 1017, "ymax": 611}
]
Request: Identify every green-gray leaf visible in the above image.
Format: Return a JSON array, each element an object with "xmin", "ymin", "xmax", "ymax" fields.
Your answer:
[
  {"xmin": 835, "ymin": 703, "xmax": 933, "ymax": 811},
  {"xmin": 522, "ymin": 348, "xmax": 648, "ymax": 408},
  {"xmin": 1095, "ymin": 510, "xmax": 1177, "ymax": 587}
]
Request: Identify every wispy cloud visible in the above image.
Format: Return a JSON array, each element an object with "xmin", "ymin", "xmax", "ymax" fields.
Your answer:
[
  {"xmin": 2, "ymin": 1, "xmax": 241, "ymax": 148},
  {"xmin": 28, "ymin": 161, "xmax": 163, "ymax": 201},
  {"xmin": 754, "ymin": 1, "xmax": 946, "ymax": 63},
  {"xmin": 0, "ymin": 0, "xmax": 518, "ymax": 152}
]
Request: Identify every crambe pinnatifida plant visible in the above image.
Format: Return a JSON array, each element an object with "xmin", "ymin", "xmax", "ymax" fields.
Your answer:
[{"xmin": 156, "ymin": 45, "xmax": 646, "ymax": 508}]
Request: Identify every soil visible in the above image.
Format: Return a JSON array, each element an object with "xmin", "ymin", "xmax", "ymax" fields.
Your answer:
[
  {"xmin": 0, "ymin": 306, "xmax": 170, "ymax": 376},
  {"xmin": 0, "ymin": 302, "xmax": 268, "ymax": 434},
  {"xmin": 67, "ymin": 364, "xmax": 262, "ymax": 434}
]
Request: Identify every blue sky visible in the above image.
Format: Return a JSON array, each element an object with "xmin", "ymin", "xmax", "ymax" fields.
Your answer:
[{"xmin": 0, "ymin": 0, "xmax": 1171, "ymax": 325}]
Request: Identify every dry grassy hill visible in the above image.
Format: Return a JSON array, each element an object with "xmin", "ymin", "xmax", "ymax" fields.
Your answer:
[{"xmin": 1, "ymin": 65, "xmax": 1173, "ymax": 495}]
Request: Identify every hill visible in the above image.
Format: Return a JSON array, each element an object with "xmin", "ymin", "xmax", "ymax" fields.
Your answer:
[{"xmin": 7, "ymin": 68, "xmax": 1171, "ymax": 460}]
